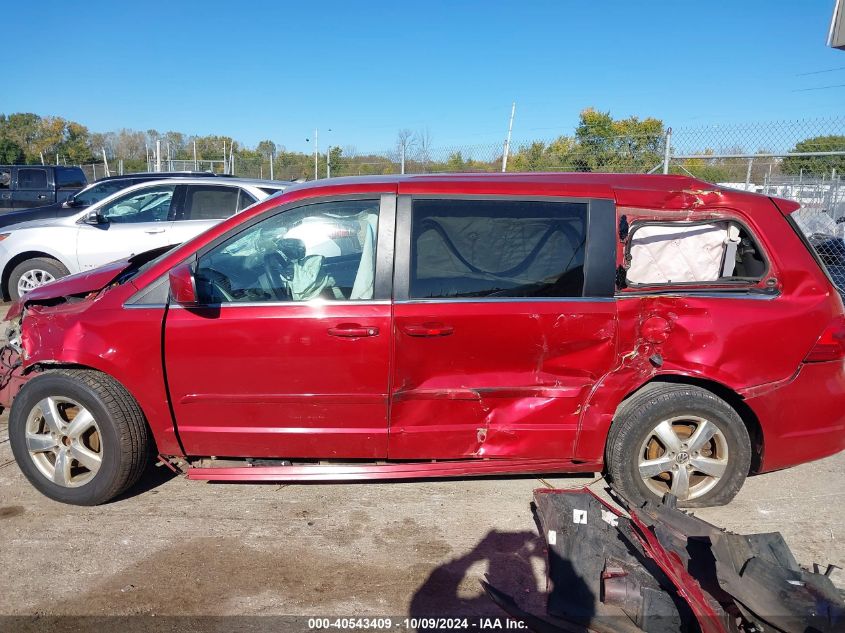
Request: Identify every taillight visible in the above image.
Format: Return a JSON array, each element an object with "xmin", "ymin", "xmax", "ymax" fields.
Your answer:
[{"xmin": 804, "ymin": 316, "xmax": 845, "ymax": 362}]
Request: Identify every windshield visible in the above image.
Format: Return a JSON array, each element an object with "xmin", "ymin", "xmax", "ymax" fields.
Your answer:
[{"xmin": 72, "ymin": 179, "xmax": 138, "ymax": 207}]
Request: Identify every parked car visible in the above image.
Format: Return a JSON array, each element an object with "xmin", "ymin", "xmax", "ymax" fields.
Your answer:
[
  {"xmin": 0, "ymin": 165, "xmax": 86, "ymax": 211},
  {"xmin": 0, "ymin": 177, "xmax": 289, "ymax": 299},
  {"xmin": 0, "ymin": 171, "xmax": 235, "ymax": 230},
  {"xmin": 1, "ymin": 173, "xmax": 843, "ymax": 507}
]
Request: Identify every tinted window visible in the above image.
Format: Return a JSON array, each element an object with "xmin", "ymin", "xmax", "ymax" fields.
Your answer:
[
  {"xmin": 182, "ymin": 185, "xmax": 240, "ymax": 220},
  {"xmin": 55, "ymin": 167, "xmax": 86, "ymax": 189},
  {"xmin": 0, "ymin": 169, "xmax": 9, "ymax": 190},
  {"xmin": 17, "ymin": 168, "xmax": 48, "ymax": 190},
  {"xmin": 195, "ymin": 199, "xmax": 379, "ymax": 303},
  {"xmin": 99, "ymin": 185, "xmax": 175, "ymax": 223},
  {"xmin": 410, "ymin": 199, "xmax": 587, "ymax": 299},
  {"xmin": 73, "ymin": 180, "xmax": 133, "ymax": 206},
  {"xmin": 238, "ymin": 189, "xmax": 257, "ymax": 210}
]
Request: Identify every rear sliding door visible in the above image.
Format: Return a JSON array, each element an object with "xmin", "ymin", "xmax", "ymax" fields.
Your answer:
[{"xmin": 389, "ymin": 195, "xmax": 618, "ymax": 460}]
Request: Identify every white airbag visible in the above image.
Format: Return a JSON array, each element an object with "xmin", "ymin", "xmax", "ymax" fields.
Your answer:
[{"xmin": 627, "ymin": 223, "xmax": 730, "ymax": 284}]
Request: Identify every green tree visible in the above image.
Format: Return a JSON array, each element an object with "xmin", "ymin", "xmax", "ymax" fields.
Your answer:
[
  {"xmin": 781, "ymin": 135, "xmax": 845, "ymax": 177},
  {"xmin": 328, "ymin": 146, "xmax": 343, "ymax": 176},
  {"xmin": 0, "ymin": 138, "xmax": 24, "ymax": 163}
]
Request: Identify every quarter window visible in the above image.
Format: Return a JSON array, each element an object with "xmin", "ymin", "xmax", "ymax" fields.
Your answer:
[
  {"xmin": 410, "ymin": 199, "xmax": 588, "ymax": 299},
  {"xmin": 194, "ymin": 199, "xmax": 379, "ymax": 303},
  {"xmin": 98, "ymin": 185, "xmax": 175, "ymax": 223},
  {"xmin": 625, "ymin": 221, "xmax": 766, "ymax": 285},
  {"xmin": 17, "ymin": 168, "xmax": 48, "ymax": 190},
  {"xmin": 182, "ymin": 185, "xmax": 241, "ymax": 220}
]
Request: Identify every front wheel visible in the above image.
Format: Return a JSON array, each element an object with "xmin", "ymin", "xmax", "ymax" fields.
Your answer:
[
  {"xmin": 605, "ymin": 383, "xmax": 752, "ymax": 508},
  {"xmin": 9, "ymin": 370, "xmax": 151, "ymax": 505},
  {"xmin": 9, "ymin": 257, "xmax": 70, "ymax": 300}
]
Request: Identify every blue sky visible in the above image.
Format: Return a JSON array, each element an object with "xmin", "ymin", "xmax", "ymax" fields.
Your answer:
[{"xmin": 2, "ymin": 0, "xmax": 843, "ymax": 152}]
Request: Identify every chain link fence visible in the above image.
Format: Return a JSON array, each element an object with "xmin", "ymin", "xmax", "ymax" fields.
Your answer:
[{"xmin": 72, "ymin": 116, "xmax": 845, "ymax": 288}]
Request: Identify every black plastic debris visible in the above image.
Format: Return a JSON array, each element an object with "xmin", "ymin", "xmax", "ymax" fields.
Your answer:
[{"xmin": 483, "ymin": 488, "xmax": 844, "ymax": 633}]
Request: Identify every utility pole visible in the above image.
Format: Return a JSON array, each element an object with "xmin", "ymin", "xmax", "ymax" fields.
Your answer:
[
  {"xmin": 327, "ymin": 146, "xmax": 332, "ymax": 178},
  {"xmin": 102, "ymin": 147, "xmax": 110, "ymax": 177},
  {"xmin": 222, "ymin": 140, "xmax": 227, "ymax": 174},
  {"xmin": 314, "ymin": 128, "xmax": 319, "ymax": 180},
  {"xmin": 155, "ymin": 140, "xmax": 161, "ymax": 172},
  {"xmin": 269, "ymin": 150, "xmax": 274, "ymax": 180},
  {"xmin": 193, "ymin": 141, "xmax": 198, "ymax": 170},
  {"xmin": 501, "ymin": 101, "xmax": 516, "ymax": 172}
]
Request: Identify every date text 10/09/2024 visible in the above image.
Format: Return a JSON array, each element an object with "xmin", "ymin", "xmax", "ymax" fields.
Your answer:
[{"xmin": 307, "ymin": 618, "xmax": 527, "ymax": 630}]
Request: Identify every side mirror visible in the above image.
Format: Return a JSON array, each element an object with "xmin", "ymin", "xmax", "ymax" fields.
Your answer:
[
  {"xmin": 82, "ymin": 211, "xmax": 107, "ymax": 225},
  {"xmin": 169, "ymin": 263, "xmax": 198, "ymax": 305}
]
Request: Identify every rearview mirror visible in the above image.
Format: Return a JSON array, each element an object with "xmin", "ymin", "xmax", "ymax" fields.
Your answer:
[{"xmin": 169, "ymin": 263, "xmax": 198, "ymax": 305}]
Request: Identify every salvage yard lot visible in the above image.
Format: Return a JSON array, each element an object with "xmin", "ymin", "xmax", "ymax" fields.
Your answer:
[{"xmin": 0, "ymin": 409, "xmax": 843, "ymax": 618}]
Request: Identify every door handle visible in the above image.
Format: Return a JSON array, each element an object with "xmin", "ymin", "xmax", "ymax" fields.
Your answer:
[
  {"xmin": 401, "ymin": 322, "xmax": 454, "ymax": 337},
  {"xmin": 37, "ymin": 194, "xmax": 48, "ymax": 200},
  {"xmin": 327, "ymin": 323, "xmax": 379, "ymax": 338},
  {"xmin": 0, "ymin": 193, "xmax": 10, "ymax": 199},
  {"xmin": 144, "ymin": 228, "xmax": 166, "ymax": 234}
]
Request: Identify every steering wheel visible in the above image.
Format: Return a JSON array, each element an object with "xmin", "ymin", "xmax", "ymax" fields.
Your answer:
[{"xmin": 263, "ymin": 251, "xmax": 292, "ymax": 301}]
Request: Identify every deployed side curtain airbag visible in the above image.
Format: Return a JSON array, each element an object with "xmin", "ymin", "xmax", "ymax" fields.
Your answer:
[{"xmin": 627, "ymin": 223, "xmax": 731, "ymax": 284}]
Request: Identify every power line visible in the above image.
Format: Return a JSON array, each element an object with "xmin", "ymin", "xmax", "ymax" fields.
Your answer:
[
  {"xmin": 796, "ymin": 65, "xmax": 845, "ymax": 76},
  {"xmin": 792, "ymin": 84, "xmax": 845, "ymax": 92}
]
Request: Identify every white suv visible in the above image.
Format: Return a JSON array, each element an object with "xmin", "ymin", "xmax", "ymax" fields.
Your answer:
[{"xmin": 0, "ymin": 177, "xmax": 289, "ymax": 299}]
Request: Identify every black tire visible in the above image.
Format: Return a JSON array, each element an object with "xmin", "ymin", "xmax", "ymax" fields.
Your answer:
[
  {"xmin": 9, "ymin": 369, "xmax": 151, "ymax": 505},
  {"xmin": 605, "ymin": 383, "xmax": 751, "ymax": 508},
  {"xmin": 8, "ymin": 256, "xmax": 70, "ymax": 300}
]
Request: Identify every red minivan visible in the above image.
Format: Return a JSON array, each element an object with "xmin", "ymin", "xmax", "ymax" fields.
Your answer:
[{"xmin": 2, "ymin": 173, "xmax": 844, "ymax": 507}]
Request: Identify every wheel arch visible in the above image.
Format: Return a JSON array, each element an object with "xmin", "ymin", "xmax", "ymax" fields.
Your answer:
[
  {"xmin": 23, "ymin": 362, "xmax": 160, "ymax": 455},
  {"xmin": 608, "ymin": 374, "xmax": 764, "ymax": 474},
  {"xmin": 2, "ymin": 250, "xmax": 73, "ymax": 300}
]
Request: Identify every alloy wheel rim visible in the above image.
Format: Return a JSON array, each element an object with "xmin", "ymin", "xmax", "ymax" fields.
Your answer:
[
  {"xmin": 18, "ymin": 269, "xmax": 55, "ymax": 296},
  {"xmin": 637, "ymin": 415, "xmax": 729, "ymax": 501},
  {"xmin": 25, "ymin": 397, "xmax": 103, "ymax": 488}
]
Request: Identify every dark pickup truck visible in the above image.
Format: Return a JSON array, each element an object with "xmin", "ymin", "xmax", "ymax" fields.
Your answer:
[{"xmin": 0, "ymin": 165, "xmax": 87, "ymax": 212}]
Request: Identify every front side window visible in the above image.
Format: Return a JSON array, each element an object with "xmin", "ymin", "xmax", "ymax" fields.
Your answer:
[
  {"xmin": 74, "ymin": 179, "xmax": 136, "ymax": 206},
  {"xmin": 182, "ymin": 185, "xmax": 241, "ymax": 220},
  {"xmin": 98, "ymin": 185, "xmax": 175, "ymax": 223},
  {"xmin": 0, "ymin": 169, "xmax": 10, "ymax": 189},
  {"xmin": 17, "ymin": 168, "xmax": 48, "ymax": 190},
  {"xmin": 195, "ymin": 199, "xmax": 379, "ymax": 303},
  {"xmin": 410, "ymin": 198, "xmax": 588, "ymax": 299}
]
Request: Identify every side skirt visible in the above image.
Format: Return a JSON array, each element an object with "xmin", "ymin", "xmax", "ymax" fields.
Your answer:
[{"xmin": 186, "ymin": 458, "xmax": 600, "ymax": 482}]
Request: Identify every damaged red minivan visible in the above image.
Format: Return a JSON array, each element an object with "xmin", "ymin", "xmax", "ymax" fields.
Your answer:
[{"xmin": 2, "ymin": 173, "xmax": 844, "ymax": 506}]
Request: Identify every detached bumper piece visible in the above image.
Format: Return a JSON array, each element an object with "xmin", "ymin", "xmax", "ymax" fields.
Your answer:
[{"xmin": 483, "ymin": 488, "xmax": 844, "ymax": 633}]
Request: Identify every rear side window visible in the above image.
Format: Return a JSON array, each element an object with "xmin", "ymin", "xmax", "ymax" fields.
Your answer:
[
  {"xmin": 182, "ymin": 185, "xmax": 240, "ymax": 220},
  {"xmin": 625, "ymin": 221, "xmax": 766, "ymax": 286},
  {"xmin": 410, "ymin": 199, "xmax": 588, "ymax": 299},
  {"xmin": 55, "ymin": 167, "xmax": 86, "ymax": 189},
  {"xmin": 17, "ymin": 168, "xmax": 48, "ymax": 190}
]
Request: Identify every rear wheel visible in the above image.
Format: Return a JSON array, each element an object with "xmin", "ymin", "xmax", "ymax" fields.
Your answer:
[
  {"xmin": 9, "ymin": 370, "xmax": 151, "ymax": 505},
  {"xmin": 605, "ymin": 383, "xmax": 751, "ymax": 508},
  {"xmin": 9, "ymin": 257, "xmax": 70, "ymax": 300}
]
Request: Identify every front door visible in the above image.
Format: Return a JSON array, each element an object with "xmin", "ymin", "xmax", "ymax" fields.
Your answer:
[
  {"xmin": 389, "ymin": 196, "xmax": 618, "ymax": 460},
  {"xmin": 164, "ymin": 195, "xmax": 395, "ymax": 459},
  {"xmin": 0, "ymin": 167, "xmax": 11, "ymax": 211},
  {"xmin": 76, "ymin": 184, "xmax": 180, "ymax": 270}
]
